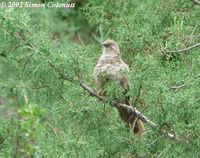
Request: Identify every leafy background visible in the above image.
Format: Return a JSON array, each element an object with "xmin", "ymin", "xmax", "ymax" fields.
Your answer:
[{"xmin": 0, "ymin": 0, "xmax": 200, "ymax": 157}]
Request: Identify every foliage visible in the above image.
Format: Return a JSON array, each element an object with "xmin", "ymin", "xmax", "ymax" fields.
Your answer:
[{"xmin": 0, "ymin": 0, "xmax": 200, "ymax": 157}]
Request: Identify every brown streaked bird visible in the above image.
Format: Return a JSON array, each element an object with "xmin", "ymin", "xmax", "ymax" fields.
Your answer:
[{"xmin": 93, "ymin": 39, "xmax": 145, "ymax": 135}]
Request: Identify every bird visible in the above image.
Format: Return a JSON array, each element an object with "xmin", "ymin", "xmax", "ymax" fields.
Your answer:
[{"xmin": 93, "ymin": 39, "xmax": 145, "ymax": 134}]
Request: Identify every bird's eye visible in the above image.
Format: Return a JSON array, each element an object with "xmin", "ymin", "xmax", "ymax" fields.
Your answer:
[{"xmin": 103, "ymin": 43, "xmax": 112, "ymax": 47}]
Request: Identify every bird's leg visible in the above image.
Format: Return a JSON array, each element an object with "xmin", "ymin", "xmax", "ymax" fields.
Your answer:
[
  {"xmin": 97, "ymin": 89, "xmax": 104, "ymax": 96},
  {"xmin": 96, "ymin": 88, "xmax": 106, "ymax": 109},
  {"xmin": 96, "ymin": 79, "xmax": 104, "ymax": 97},
  {"xmin": 95, "ymin": 79, "xmax": 106, "ymax": 109}
]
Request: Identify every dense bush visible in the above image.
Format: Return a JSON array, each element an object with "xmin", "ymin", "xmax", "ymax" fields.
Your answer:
[{"xmin": 0, "ymin": 0, "xmax": 200, "ymax": 157}]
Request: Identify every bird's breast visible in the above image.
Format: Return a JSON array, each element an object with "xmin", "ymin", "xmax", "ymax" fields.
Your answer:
[{"xmin": 93, "ymin": 56, "xmax": 129, "ymax": 81}]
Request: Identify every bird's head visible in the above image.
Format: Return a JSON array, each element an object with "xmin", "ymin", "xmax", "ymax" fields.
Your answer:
[{"xmin": 102, "ymin": 39, "xmax": 120, "ymax": 55}]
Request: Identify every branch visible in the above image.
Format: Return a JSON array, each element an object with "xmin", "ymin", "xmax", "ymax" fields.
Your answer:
[
  {"xmin": 49, "ymin": 61, "xmax": 79, "ymax": 83},
  {"xmin": 80, "ymin": 83, "xmax": 178, "ymax": 140},
  {"xmin": 80, "ymin": 83, "xmax": 105, "ymax": 100},
  {"xmin": 194, "ymin": 73, "xmax": 200, "ymax": 79},
  {"xmin": 18, "ymin": 81, "xmax": 29, "ymax": 104},
  {"xmin": 80, "ymin": 83, "xmax": 156, "ymax": 125},
  {"xmin": 161, "ymin": 43, "xmax": 200, "ymax": 53},
  {"xmin": 50, "ymin": 62, "xmax": 179, "ymax": 140},
  {"xmin": 169, "ymin": 73, "xmax": 200, "ymax": 91},
  {"xmin": 193, "ymin": 0, "xmax": 200, "ymax": 4},
  {"xmin": 169, "ymin": 83, "xmax": 187, "ymax": 91}
]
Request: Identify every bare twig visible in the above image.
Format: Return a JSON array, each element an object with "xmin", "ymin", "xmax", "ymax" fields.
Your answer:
[
  {"xmin": 161, "ymin": 51, "xmax": 171, "ymax": 60},
  {"xmin": 149, "ymin": 135, "xmax": 164, "ymax": 147},
  {"xmin": 80, "ymin": 83, "xmax": 105, "ymax": 101},
  {"xmin": 185, "ymin": 25, "xmax": 200, "ymax": 51},
  {"xmin": 169, "ymin": 73, "xmax": 200, "ymax": 91},
  {"xmin": 169, "ymin": 83, "xmax": 187, "ymax": 91},
  {"xmin": 77, "ymin": 33, "xmax": 85, "ymax": 46},
  {"xmin": 159, "ymin": 43, "xmax": 172, "ymax": 60},
  {"xmin": 194, "ymin": 73, "xmax": 200, "ymax": 79},
  {"xmin": 19, "ymin": 81, "xmax": 28, "ymax": 104},
  {"xmin": 156, "ymin": 145, "xmax": 171, "ymax": 158},
  {"xmin": 162, "ymin": 43, "xmax": 200, "ymax": 53},
  {"xmin": 193, "ymin": 0, "xmax": 200, "ymax": 4},
  {"xmin": 49, "ymin": 61, "xmax": 79, "ymax": 83}
]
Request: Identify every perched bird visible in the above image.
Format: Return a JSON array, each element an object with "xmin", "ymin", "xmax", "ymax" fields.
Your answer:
[{"xmin": 93, "ymin": 39, "xmax": 145, "ymax": 134}]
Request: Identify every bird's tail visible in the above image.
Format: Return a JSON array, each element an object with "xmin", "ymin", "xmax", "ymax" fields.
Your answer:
[{"xmin": 133, "ymin": 118, "xmax": 146, "ymax": 135}]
